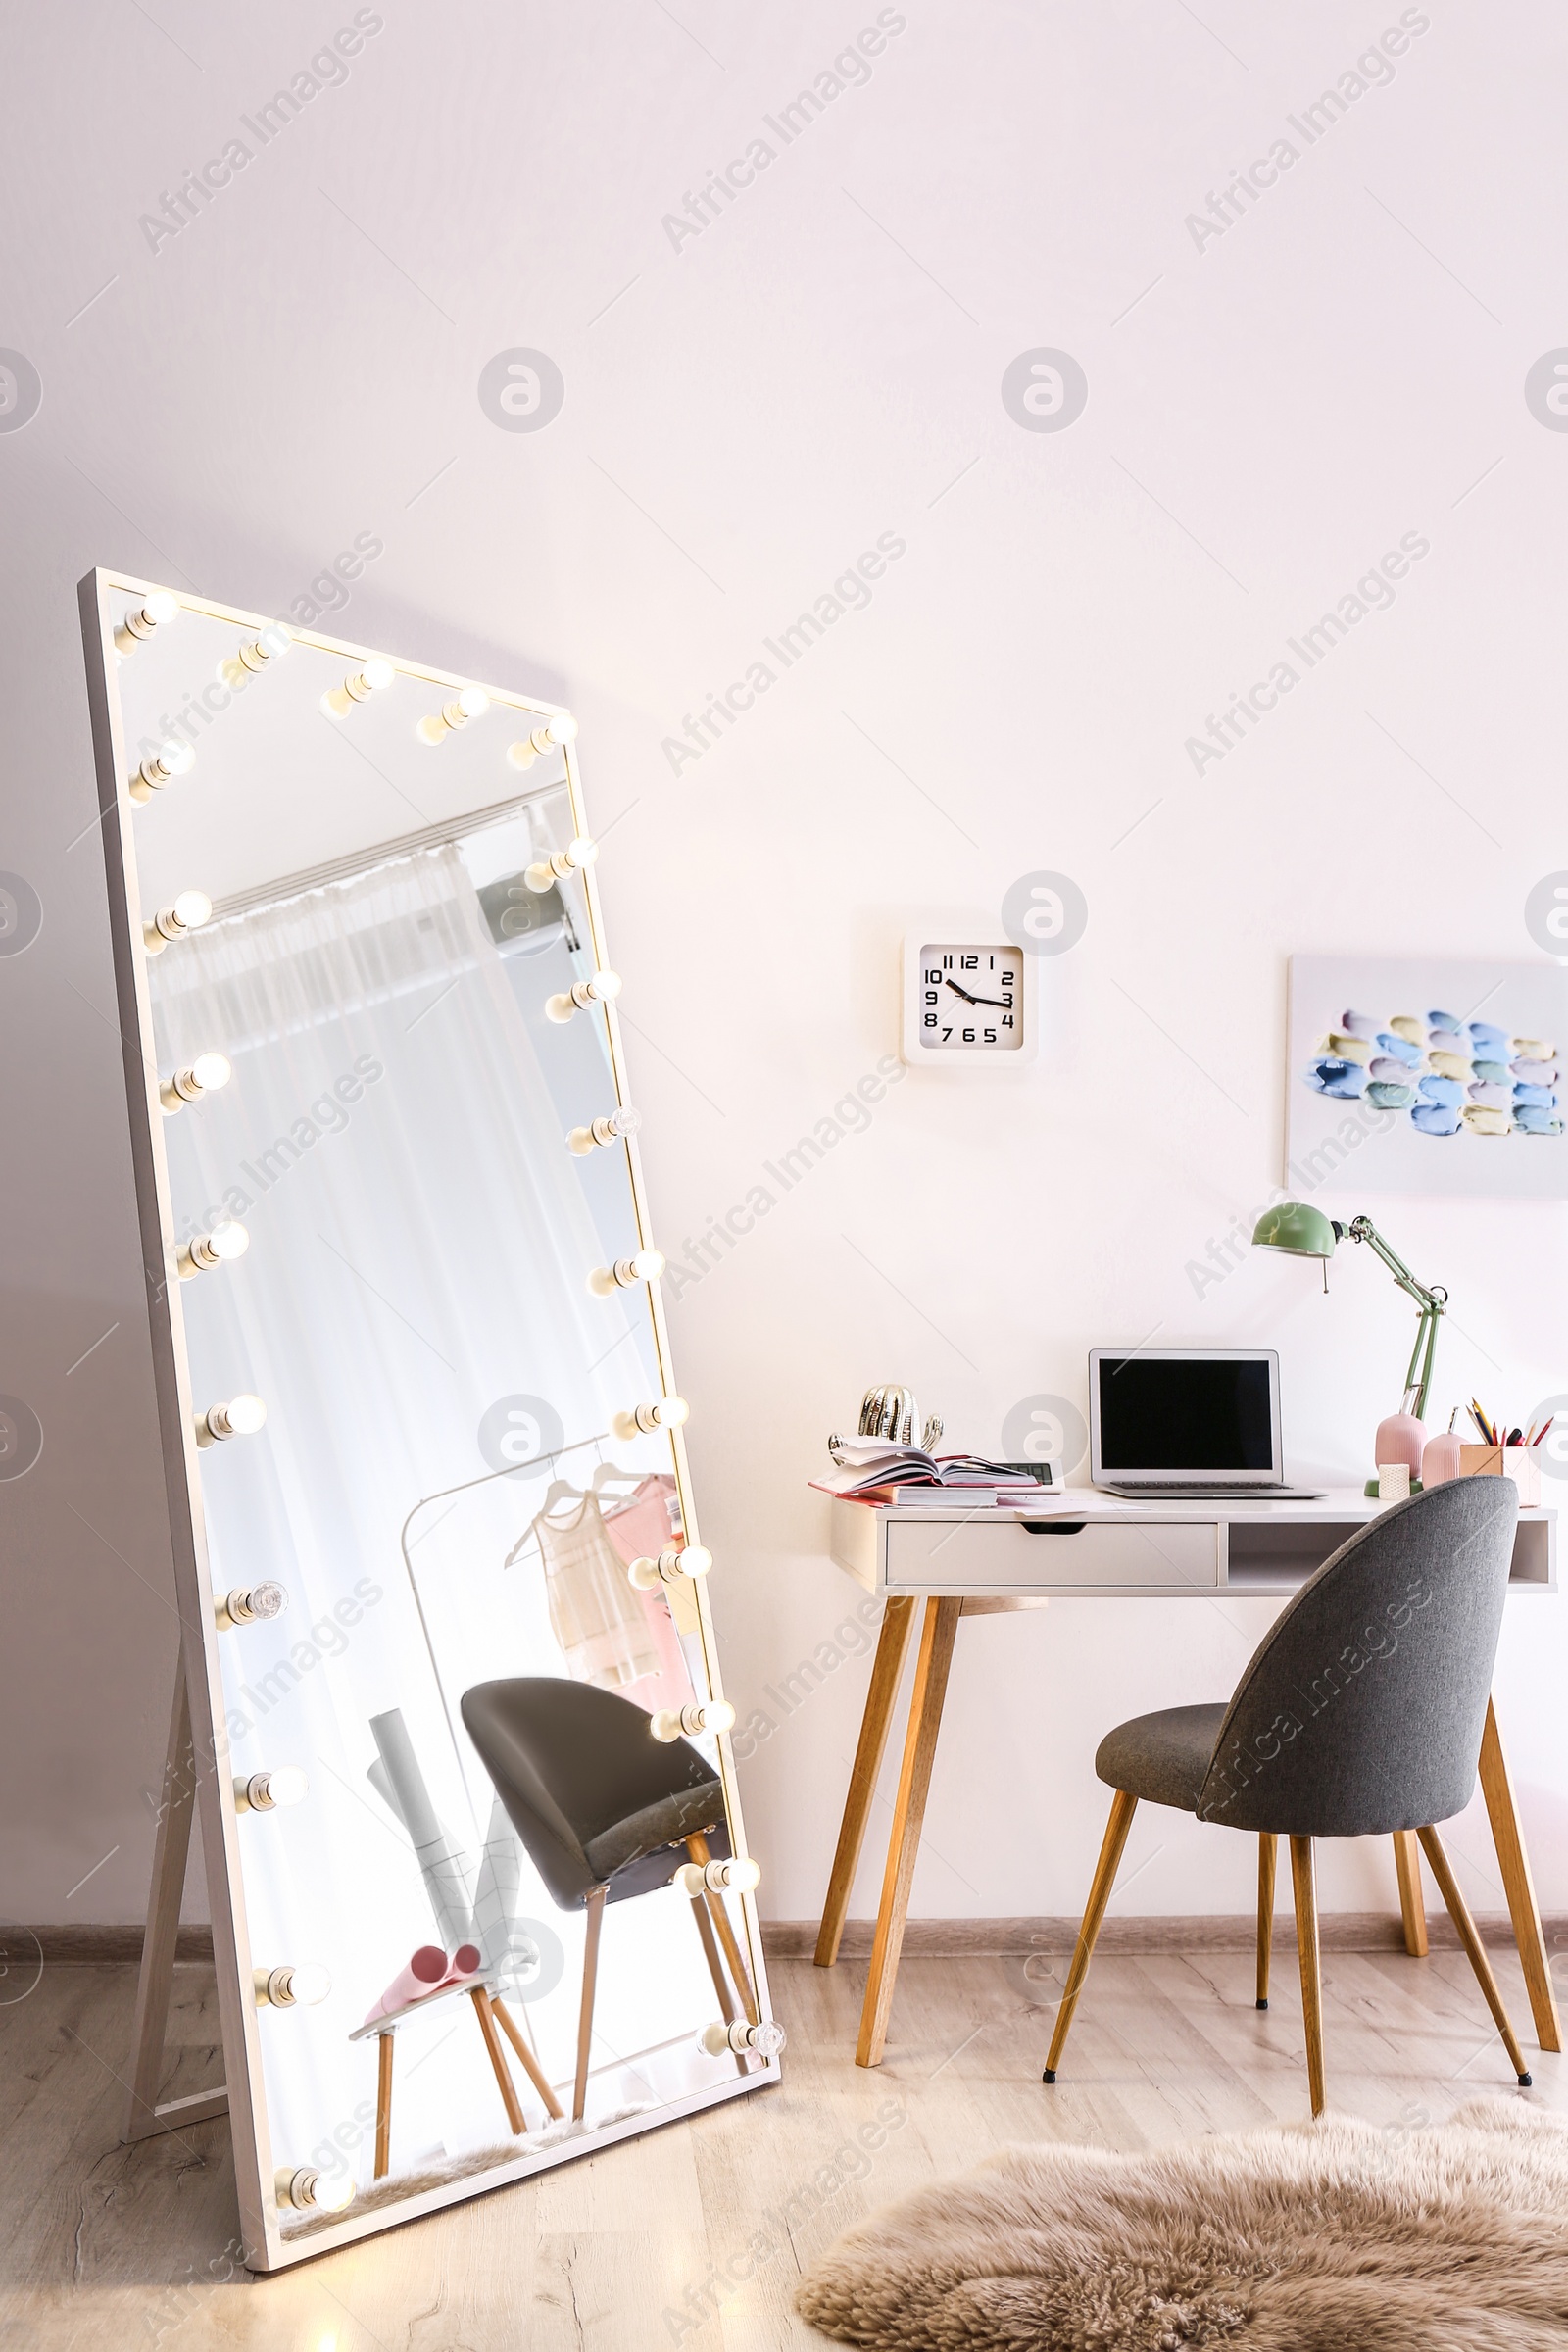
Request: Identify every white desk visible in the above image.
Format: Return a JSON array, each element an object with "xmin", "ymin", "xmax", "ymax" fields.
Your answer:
[
  {"xmin": 830, "ymin": 1485, "xmax": 1557, "ymax": 1600},
  {"xmin": 816, "ymin": 1485, "xmax": 1560, "ymax": 2066}
]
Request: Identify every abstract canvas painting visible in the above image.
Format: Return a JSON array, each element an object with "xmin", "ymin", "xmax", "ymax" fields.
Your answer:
[{"xmin": 1286, "ymin": 956, "xmax": 1568, "ymax": 1199}]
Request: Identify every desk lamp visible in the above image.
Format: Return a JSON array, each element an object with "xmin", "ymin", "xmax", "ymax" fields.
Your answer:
[{"xmin": 1251, "ymin": 1202, "xmax": 1447, "ymax": 1494}]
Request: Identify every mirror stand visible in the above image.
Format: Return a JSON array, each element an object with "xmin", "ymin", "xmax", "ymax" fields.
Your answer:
[{"xmin": 124, "ymin": 1649, "xmax": 229, "ymax": 2143}]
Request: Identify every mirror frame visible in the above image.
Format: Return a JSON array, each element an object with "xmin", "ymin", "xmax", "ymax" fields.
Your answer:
[{"xmin": 77, "ymin": 567, "xmax": 774, "ymax": 2272}]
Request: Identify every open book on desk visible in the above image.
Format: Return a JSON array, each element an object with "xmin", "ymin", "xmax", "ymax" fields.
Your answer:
[{"xmin": 814, "ymin": 1443, "xmax": 1053, "ymax": 1509}]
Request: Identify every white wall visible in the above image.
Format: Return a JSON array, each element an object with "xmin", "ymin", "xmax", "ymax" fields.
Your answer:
[{"xmin": 5, "ymin": 0, "xmax": 1567, "ymax": 1936}]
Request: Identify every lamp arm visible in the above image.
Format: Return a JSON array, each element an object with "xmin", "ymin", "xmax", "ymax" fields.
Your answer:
[
  {"xmin": 1345, "ymin": 1215, "xmax": 1446, "ymax": 1422},
  {"xmin": 1344, "ymin": 1215, "xmax": 1445, "ymax": 1313}
]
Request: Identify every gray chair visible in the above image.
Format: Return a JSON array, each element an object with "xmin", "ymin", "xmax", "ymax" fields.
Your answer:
[
  {"xmin": 461, "ymin": 1677, "xmax": 757, "ymax": 2119},
  {"xmin": 1043, "ymin": 1479, "xmax": 1531, "ymax": 2114}
]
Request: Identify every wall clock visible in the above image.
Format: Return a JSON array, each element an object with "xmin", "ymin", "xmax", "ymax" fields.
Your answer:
[{"xmin": 900, "ymin": 918, "xmax": 1036, "ymax": 1072}]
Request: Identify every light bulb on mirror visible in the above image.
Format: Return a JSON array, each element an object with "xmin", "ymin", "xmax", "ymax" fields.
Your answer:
[
  {"xmin": 160, "ymin": 1051, "xmax": 231, "ymax": 1114},
  {"xmin": 587, "ymin": 1249, "xmax": 664, "ymax": 1298},
  {"xmin": 127, "ymin": 740, "xmax": 195, "ymax": 803},
  {"xmin": 235, "ymin": 1764, "xmax": 309, "ymax": 1813},
  {"xmin": 275, "ymin": 2164, "xmax": 355, "ymax": 2213},
  {"xmin": 508, "ymin": 711, "xmax": 578, "ymax": 770},
  {"xmin": 546, "ymin": 969, "xmax": 620, "ymax": 1023},
  {"xmin": 700, "ymin": 2017, "xmax": 785, "ymax": 2058},
  {"xmin": 628, "ymin": 1545, "xmax": 710, "ymax": 1590},
  {"xmin": 674, "ymin": 1850, "xmax": 757, "ymax": 1894},
  {"xmin": 612, "ymin": 1394, "xmax": 688, "ymax": 1441},
  {"xmin": 143, "ymin": 890, "xmax": 213, "ymax": 954},
  {"xmin": 524, "ymin": 834, "xmax": 596, "ymax": 892},
  {"xmin": 653, "ymin": 1697, "xmax": 735, "ymax": 1744},
  {"xmin": 195, "ymin": 1393, "xmax": 267, "ymax": 1447},
  {"xmin": 220, "ymin": 623, "xmax": 291, "ymax": 689},
  {"xmin": 321, "ymin": 659, "xmax": 394, "ymax": 718},
  {"xmin": 566, "ymin": 1105, "xmax": 639, "ymax": 1156},
  {"xmin": 216, "ymin": 1580, "xmax": 288, "ymax": 1630},
  {"xmin": 416, "ymin": 686, "xmax": 488, "ymax": 745},
  {"xmin": 177, "ymin": 1218, "xmax": 249, "ymax": 1279},
  {"xmin": 114, "ymin": 592, "xmax": 178, "ymax": 653},
  {"xmin": 255, "ymin": 1961, "xmax": 330, "ymax": 2008}
]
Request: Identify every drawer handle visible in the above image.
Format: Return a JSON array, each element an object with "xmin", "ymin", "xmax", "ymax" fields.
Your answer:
[{"xmin": 1021, "ymin": 1520, "xmax": 1087, "ymax": 1536}]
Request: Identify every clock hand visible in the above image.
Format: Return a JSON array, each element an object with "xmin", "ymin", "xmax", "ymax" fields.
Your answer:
[
  {"xmin": 967, "ymin": 993, "xmax": 1012, "ymax": 1008},
  {"xmin": 943, "ymin": 978, "xmax": 979, "ymax": 1005}
]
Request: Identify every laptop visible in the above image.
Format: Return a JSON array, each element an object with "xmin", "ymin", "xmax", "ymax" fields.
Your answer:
[{"xmin": 1089, "ymin": 1348, "xmax": 1325, "ymax": 1498}]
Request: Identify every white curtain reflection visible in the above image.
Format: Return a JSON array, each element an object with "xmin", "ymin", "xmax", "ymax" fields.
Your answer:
[{"xmin": 149, "ymin": 846, "xmax": 725, "ymax": 2181}]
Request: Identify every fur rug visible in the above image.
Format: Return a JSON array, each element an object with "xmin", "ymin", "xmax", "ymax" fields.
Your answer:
[{"xmin": 796, "ymin": 2096, "xmax": 1568, "ymax": 2350}]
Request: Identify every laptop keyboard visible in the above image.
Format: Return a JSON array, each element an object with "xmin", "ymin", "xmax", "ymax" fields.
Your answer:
[{"xmin": 1108, "ymin": 1481, "xmax": 1287, "ymax": 1494}]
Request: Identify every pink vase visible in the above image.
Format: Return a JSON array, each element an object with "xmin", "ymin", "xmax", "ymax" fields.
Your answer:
[
  {"xmin": 1422, "ymin": 1430, "xmax": 1462, "ymax": 1488},
  {"xmin": 1374, "ymin": 1411, "xmax": 1426, "ymax": 1478}
]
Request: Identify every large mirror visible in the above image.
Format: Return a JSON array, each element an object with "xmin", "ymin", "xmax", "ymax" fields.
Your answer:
[{"xmin": 79, "ymin": 571, "xmax": 778, "ymax": 2272}]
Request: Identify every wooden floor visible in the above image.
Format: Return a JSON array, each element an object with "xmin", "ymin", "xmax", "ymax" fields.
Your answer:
[{"xmin": 3, "ymin": 1941, "xmax": 1563, "ymax": 2347}]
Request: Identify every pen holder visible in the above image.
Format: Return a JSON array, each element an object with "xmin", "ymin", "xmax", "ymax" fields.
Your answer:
[{"xmin": 1458, "ymin": 1444, "xmax": 1541, "ymax": 1506}]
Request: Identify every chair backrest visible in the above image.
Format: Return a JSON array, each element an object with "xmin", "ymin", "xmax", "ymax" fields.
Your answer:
[
  {"xmin": 461, "ymin": 1676, "xmax": 716, "ymax": 1910},
  {"xmin": 1196, "ymin": 1477, "xmax": 1517, "ymax": 1838}
]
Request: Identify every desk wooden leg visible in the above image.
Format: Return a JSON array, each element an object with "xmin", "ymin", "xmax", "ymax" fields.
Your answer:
[
  {"xmin": 856, "ymin": 1595, "xmax": 960, "ymax": 2070},
  {"xmin": 1393, "ymin": 1830, "xmax": 1428, "ymax": 1958},
  {"xmin": 469, "ymin": 1985, "xmax": 525, "ymax": 2136},
  {"xmin": 815, "ymin": 1596, "xmax": 917, "ymax": 1968},
  {"xmin": 374, "ymin": 2033, "xmax": 393, "ymax": 2178},
  {"xmin": 1478, "ymin": 1695, "xmax": 1561, "ymax": 2052}
]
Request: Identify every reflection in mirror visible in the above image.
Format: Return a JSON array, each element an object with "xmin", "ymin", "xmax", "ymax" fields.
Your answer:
[{"xmin": 83, "ymin": 577, "xmax": 776, "ymax": 2270}]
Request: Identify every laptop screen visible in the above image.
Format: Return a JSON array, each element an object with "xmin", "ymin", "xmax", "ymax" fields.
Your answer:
[{"xmin": 1094, "ymin": 1352, "xmax": 1276, "ymax": 1474}]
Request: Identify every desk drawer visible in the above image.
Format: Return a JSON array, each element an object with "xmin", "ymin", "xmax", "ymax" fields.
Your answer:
[{"xmin": 883, "ymin": 1515, "xmax": 1219, "ymax": 1592}]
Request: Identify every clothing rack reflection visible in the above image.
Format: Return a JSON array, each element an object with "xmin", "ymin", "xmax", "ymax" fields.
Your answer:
[{"xmin": 398, "ymin": 1431, "xmax": 611, "ymax": 1828}]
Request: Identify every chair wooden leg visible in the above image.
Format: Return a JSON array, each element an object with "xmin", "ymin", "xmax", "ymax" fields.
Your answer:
[
  {"xmin": 688, "ymin": 1876, "xmax": 737, "ymax": 2021},
  {"xmin": 1416, "ymin": 1824, "xmax": 1532, "ymax": 2085},
  {"xmin": 374, "ymin": 2032, "xmax": 393, "ymax": 2179},
  {"xmin": 1393, "ymin": 1830, "xmax": 1429, "ymax": 1957},
  {"xmin": 815, "ymin": 1595, "xmax": 917, "ymax": 1966},
  {"xmin": 1043, "ymin": 1789, "xmax": 1138, "ymax": 2082},
  {"xmin": 573, "ymin": 1886, "xmax": 606, "ymax": 2123},
  {"xmin": 1289, "ymin": 1835, "xmax": 1326, "ymax": 2118},
  {"xmin": 686, "ymin": 1882, "xmax": 747, "ymax": 2077},
  {"xmin": 857, "ymin": 1595, "xmax": 962, "ymax": 2069},
  {"xmin": 491, "ymin": 1993, "xmax": 564, "ymax": 2120},
  {"xmin": 686, "ymin": 1832, "xmax": 760, "ymax": 2027},
  {"xmin": 1478, "ymin": 1696, "xmax": 1561, "ymax": 2052},
  {"xmin": 1256, "ymin": 1834, "xmax": 1277, "ymax": 2009},
  {"xmin": 469, "ymin": 1984, "xmax": 525, "ymax": 2135}
]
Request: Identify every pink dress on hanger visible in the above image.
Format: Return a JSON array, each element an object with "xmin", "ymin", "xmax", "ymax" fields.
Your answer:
[
  {"xmin": 599, "ymin": 1476, "xmax": 697, "ymax": 1716},
  {"xmin": 531, "ymin": 1491, "xmax": 662, "ymax": 1693}
]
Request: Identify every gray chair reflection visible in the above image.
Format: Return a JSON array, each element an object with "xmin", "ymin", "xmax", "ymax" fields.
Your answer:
[
  {"xmin": 462, "ymin": 1677, "xmax": 758, "ymax": 2119},
  {"xmin": 1044, "ymin": 1479, "xmax": 1531, "ymax": 2114}
]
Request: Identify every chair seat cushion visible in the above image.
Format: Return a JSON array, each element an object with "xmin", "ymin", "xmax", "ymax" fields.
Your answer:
[
  {"xmin": 1096, "ymin": 1703, "xmax": 1228, "ymax": 1813},
  {"xmin": 584, "ymin": 1777, "xmax": 727, "ymax": 1886}
]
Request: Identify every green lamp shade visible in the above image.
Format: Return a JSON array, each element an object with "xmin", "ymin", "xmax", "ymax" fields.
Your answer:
[{"xmin": 1252, "ymin": 1200, "xmax": 1338, "ymax": 1258}]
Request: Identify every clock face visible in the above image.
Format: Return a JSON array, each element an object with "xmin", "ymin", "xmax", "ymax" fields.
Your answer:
[{"xmin": 918, "ymin": 945, "xmax": 1023, "ymax": 1050}]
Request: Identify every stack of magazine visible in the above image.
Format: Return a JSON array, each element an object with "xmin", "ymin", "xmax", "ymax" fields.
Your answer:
[{"xmin": 817, "ymin": 1440, "xmax": 1051, "ymax": 1508}]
